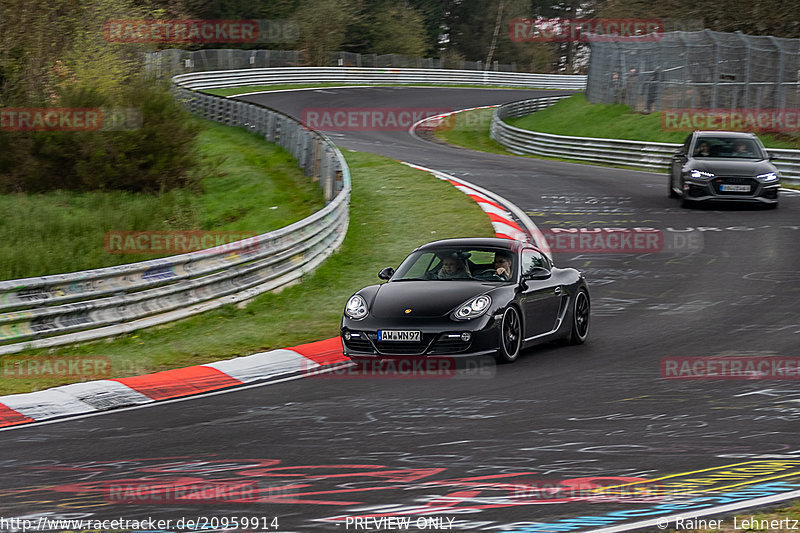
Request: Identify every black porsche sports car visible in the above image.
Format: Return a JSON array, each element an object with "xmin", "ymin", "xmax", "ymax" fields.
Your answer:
[
  {"xmin": 341, "ymin": 238, "xmax": 590, "ymax": 363},
  {"xmin": 669, "ymin": 131, "xmax": 780, "ymax": 208}
]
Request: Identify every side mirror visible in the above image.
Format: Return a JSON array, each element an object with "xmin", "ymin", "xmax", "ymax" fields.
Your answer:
[
  {"xmin": 378, "ymin": 267, "xmax": 395, "ymax": 280},
  {"xmin": 768, "ymin": 152, "xmax": 778, "ymax": 161},
  {"xmin": 523, "ymin": 267, "xmax": 551, "ymax": 281}
]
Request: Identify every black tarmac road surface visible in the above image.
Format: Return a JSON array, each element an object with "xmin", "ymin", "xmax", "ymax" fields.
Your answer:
[{"xmin": 1, "ymin": 87, "xmax": 799, "ymax": 533}]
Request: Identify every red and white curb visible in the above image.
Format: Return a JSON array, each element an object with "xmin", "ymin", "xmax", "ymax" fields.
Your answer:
[
  {"xmin": 408, "ymin": 104, "xmax": 499, "ymax": 135},
  {"xmin": 400, "ymin": 161, "xmax": 552, "ymax": 257},
  {"xmin": 0, "ymin": 338, "xmax": 347, "ymax": 429},
  {"xmin": 0, "ymin": 152, "xmax": 545, "ymax": 430}
]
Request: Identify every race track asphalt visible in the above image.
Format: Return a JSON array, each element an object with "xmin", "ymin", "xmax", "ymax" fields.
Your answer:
[{"xmin": 1, "ymin": 87, "xmax": 798, "ymax": 532}]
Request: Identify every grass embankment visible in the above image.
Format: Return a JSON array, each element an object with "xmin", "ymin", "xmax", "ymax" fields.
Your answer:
[
  {"xmin": 0, "ymin": 120, "xmax": 324, "ymax": 280},
  {"xmin": 433, "ymin": 108, "xmax": 510, "ymax": 155},
  {"xmin": 1, "ymin": 150, "xmax": 494, "ymax": 395},
  {"xmin": 505, "ymin": 94, "xmax": 800, "ymax": 148}
]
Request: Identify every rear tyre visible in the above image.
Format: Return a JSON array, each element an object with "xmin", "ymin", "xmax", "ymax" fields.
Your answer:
[
  {"xmin": 765, "ymin": 202, "xmax": 778, "ymax": 210},
  {"xmin": 568, "ymin": 289, "xmax": 590, "ymax": 345},
  {"xmin": 495, "ymin": 306, "xmax": 522, "ymax": 363}
]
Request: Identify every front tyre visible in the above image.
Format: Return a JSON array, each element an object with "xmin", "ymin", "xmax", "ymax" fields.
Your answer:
[
  {"xmin": 568, "ymin": 289, "xmax": 590, "ymax": 345},
  {"xmin": 495, "ymin": 306, "xmax": 522, "ymax": 363},
  {"xmin": 668, "ymin": 175, "xmax": 679, "ymax": 198}
]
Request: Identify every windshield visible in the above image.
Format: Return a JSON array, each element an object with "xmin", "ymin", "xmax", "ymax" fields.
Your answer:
[
  {"xmin": 692, "ymin": 136, "xmax": 766, "ymax": 159},
  {"xmin": 392, "ymin": 247, "xmax": 516, "ymax": 282}
]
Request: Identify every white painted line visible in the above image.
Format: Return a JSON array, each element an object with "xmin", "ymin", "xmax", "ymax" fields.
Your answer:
[
  {"xmin": 229, "ymin": 85, "xmax": 377, "ymax": 98},
  {"xmin": 588, "ymin": 489, "xmax": 800, "ymax": 533}
]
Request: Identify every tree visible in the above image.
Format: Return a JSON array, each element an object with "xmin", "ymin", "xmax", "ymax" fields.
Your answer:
[
  {"xmin": 368, "ymin": 2, "xmax": 429, "ymax": 57},
  {"xmin": 598, "ymin": 0, "xmax": 800, "ymax": 38},
  {"xmin": 295, "ymin": 0, "xmax": 362, "ymax": 65}
]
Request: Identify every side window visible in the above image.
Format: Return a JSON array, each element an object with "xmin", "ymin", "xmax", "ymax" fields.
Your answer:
[
  {"xmin": 403, "ymin": 252, "xmax": 436, "ymax": 279},
  {"xmin": 521, "ymin": 249, "xmax": 548, "ymax": 277}
]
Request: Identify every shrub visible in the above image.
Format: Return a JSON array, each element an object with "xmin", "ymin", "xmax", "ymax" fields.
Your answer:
[{"xmin": 0, "ymin": 81, "xmax": 202, "ymax": 194}]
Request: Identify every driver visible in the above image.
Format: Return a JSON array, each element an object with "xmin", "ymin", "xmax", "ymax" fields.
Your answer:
[
  {"xmin": 695, "ymin": 141, "xmax": 711, "ymax": 157},
  {"xmin": 488, "ymin": 252, "xmax": 514, "ymax": 280}
]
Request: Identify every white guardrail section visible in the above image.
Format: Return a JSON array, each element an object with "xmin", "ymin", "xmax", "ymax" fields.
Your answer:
[
  {"xmin": 0, "ymin": 83, "xmax": 351, "ymax": 354},
  {"xmin": 491, "ymin": 97, "xmax": 800, "ymax": 185},
  {"xmin": 171, "ymin": 67, "xmax": 587, "ymax": 90}
]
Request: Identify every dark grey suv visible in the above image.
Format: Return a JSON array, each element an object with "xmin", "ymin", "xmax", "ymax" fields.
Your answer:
[{"xmin": 669, "ymin": 131, "xmax": 780, "ymax": 208}]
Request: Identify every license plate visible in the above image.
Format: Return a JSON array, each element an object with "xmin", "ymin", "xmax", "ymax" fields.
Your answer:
[
  {"xmin": 378, "ymin": 330, "xmax": 421, "ymax": 342},
  {"xmin": 720, "ymin": 184, "xmax": 750, "ymax": 192}
]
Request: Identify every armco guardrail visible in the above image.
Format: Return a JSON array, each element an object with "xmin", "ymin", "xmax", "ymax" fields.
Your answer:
[
  {"xmin": 171, "ymin": 67, "xmax": 587, "ymax": 91},
  {"xmin": 0, "ymin": 81, "xmax": 351, "ymax": 354},
  {"xmin": 491, "ymin": 97, "xmax": 800, "ymax": 184}
]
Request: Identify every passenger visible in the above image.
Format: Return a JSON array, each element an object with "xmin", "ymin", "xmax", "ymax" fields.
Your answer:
[
  {"xmin": 438, "ymin": 255, "xmax": 469, "ymax": 279},
  {"xmin": 732, "ymin": 140, "xmax": 754, "ymax": 157}
]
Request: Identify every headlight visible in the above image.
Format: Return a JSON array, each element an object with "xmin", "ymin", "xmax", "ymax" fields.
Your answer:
[
  {"xmin": 344, "ymin": 295, "xmax": 368, "ymax": 320},
  {"xmin": 453, "ymin": 295, "xmax": 492, "ymax": 321},
  {"xmin": 689, "ymin": 169, "xmax": 714, "ymax": 179},
  {"xmin": 756, "ymin": 172, "xmax": 778, "ymax": 182}
]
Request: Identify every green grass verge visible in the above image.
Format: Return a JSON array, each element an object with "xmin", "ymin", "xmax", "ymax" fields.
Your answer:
[
  {"xmin": 204, "ymin": 83, "xmax": 556, "ymax": 97},
  {"xmin": 1, "ymin": 150, "xmax": 494, "ymax": 395},
  {"xmin": 506, "ymin": 94, "xmax": 800, "ymax": 149},
  {"xmin": 432, "ymin": 107, "xmax": 639, "ymax": 171},
  {"xmin": 433, "ymin": 108, "xmax": 511, "ymax": 156},
  {"xmin": 0, "ymin": 120, "xmax": 324, "ymax": 280}
]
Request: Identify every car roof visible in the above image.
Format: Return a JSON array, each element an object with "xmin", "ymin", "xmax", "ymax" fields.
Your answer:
[
  {"xmin": 693, "ymin": 131, "xmax": 758, "ymax": 138},
  {"xmin": 415, "ymin": 237, "xmax": 538, "ymax": 253}
]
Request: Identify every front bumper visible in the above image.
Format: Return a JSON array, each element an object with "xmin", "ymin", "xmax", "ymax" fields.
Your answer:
[
  {"xmin": 683, "ymin": 177, "xmax": 779, "ymax": 204},
  {"xmin": 341, "ymin": 313, "xmax": 501, "ymax": 359}
]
